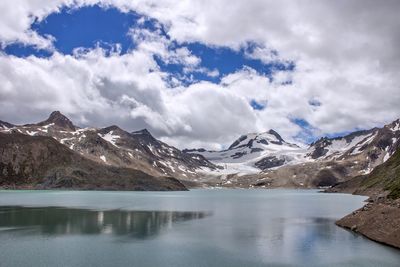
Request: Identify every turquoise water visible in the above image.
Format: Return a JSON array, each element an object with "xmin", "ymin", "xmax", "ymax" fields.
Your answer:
[{"xmin": 0, "ymin": 189, "xmax": 399, "ymax": 267}]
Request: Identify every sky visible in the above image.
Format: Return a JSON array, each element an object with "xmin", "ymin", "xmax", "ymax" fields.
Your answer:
[{"xmin": 0, "ymin": 1, "xmax": 399, "ymax": 150}]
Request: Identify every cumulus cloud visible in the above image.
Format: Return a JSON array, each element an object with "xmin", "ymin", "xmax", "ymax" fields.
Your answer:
[{"xmin": 0, "ymin": 0, "xmax": 399, "ymax": 149}]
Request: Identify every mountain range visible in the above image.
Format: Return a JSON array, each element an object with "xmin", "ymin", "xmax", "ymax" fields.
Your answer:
[
  {"xmin": 185, "ymin": 119, "xmax": 400, "ymax": 188},
  {"xmin": 0, "ymin": 111, "xmax": 399, "ymax": 190}
]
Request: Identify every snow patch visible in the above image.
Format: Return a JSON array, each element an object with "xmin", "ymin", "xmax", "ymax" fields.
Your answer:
[
  {"xmin": 350, "ymin": 133, "xmax": 376, "ymax": 155},
  {"xmin": 383, "ymin": 152, "xmax": 390, "ymax": 163},
  {"xmin": 42, "ymin": 123, "xmax": 54, "ymax": 129},
  {"xmin": 147, "ymin": 144, "xmax": 156, "ymax": 155},
  {"xmin": 322, "ymin": 133, "xmax": 374, "ymax": 158},
  {"xmin": 158, "ymin": 160, "xmax": 176, "ymax": 172},
  {"xmin": 26, "ymin": 131, "xmax": 37, "ymax": 136},
  {"xmin": 98, "ymin": 131, "xmax": 120, "ymax": 147},
  {"xmin": 100, "ymin": 155, "xmax": 107, "ymax": 163},
  {"xmin": 391, "ymin": 122, "xmax": 400, "ymax": 132},
  {"xmin": 60, "ymin": 137, "xmax": 75, "ymax": 144}
]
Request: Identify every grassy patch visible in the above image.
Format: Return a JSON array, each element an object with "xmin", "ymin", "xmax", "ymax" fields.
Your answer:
[{"xmin": 361, "ymin": 149, "xmax": 400, "ymax": 199}]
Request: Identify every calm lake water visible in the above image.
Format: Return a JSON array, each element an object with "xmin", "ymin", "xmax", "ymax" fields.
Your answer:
[{"xmin": 0, "ymin": 189, "xmax": 399, "ymax": 267}]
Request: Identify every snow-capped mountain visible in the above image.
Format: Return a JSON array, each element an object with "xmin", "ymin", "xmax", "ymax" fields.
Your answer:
[
  {"xmin": 185, "ymin": 130, "xmax": 309, "ymax": 174},
  {"xmin": 0, "ymin": 111, "xmax": 217, "ymax": 179},
  {"xmin": 184, "ymin": 119, "xmax": 400, "ymax": 188},
  {"xmin": 1, "ymin": 111, "xmax": 399, "ymax": 189},
  {"xmin": 307, "ymin": 119, "xmax": 400, "ymax": 170}
]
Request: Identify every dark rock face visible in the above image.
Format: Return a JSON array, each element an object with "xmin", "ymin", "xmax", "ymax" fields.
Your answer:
[
  {"xmin": 258, "ymin": 139, "xmax": 269, "ymax": 145},
  {"xmin": 183, "ymin": 148, "xmax": 206, "ymax": 153},
  {"xmin": 255, "ymin": 156, "xmax": 286, "ymax": 170},
  {"xmin": 313, "ymin": 169, "xmax": 338, "ymax": 187},
  {"xmin": 232, "ymin": 152, "xmax": 247, "ymax": 159},
  {"xmin": 0, "ymin": 133, "xmax": 187, "ymax": 191},
  {"xmin": 228, "ymin": 135, "xmax": 248, "ymax": 150},
  {"xmin": 308, "ymin": 138, "xmax": 331, "ymax": 159},
  {"xmin": 267, "ymin": 129, "xmax": 284, "ymax": 145},
  {"xmin": 250, "ymin": 148, "xmax": 263, "ymax": 153},
  {"xmin": 0, "ymin": 120, "xmax": 14, "ymax": 129}
]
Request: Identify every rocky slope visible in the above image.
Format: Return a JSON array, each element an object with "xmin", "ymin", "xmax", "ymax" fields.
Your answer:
[
  {"xmin": 0, "ymin": 132, "xmax": 187, "ymax": 191},
  {"xmin": 328, "ymin": 148, "xmax": 400, "ymax": 198},
  {"xmin": 336, "ymin": 199, "xmax": 400, "ymax": 249},
  {"xmin": 0, "ymin": 111, "xmax": 217, "ymax": 180},
  {"xmin": 330, "ymin": 148, "xmax": 400, "ymax": 248}
]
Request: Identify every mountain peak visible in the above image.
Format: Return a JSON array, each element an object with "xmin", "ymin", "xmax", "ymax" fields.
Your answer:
[
  {"xmin": 267, "ymin": 129, "xmax": 284, "ymax": 143},
  {"xmin": 49, "ymin": 110, "xmax": 63, "ymax": 118},
  {"xmin": 37, "ymin": 111, "xmax": 76, "ymax": 131},
  {"xmin": 228, "ymin": 129, "xmax": 287, "ymax": 150}
]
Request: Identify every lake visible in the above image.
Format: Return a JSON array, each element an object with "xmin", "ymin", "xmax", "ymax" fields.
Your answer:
[{"xmin": 0, "ymin": 189, "xmax": 399, "ymax": 267}]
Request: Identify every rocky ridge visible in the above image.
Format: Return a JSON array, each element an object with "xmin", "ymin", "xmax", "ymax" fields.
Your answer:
[
  {"xmin": 0, "ymin": 111, "xmax": 217, "ymax": 181},
  {"xmin": 0, "ymin": 132, "xmax": 187, "ymax": 191}
]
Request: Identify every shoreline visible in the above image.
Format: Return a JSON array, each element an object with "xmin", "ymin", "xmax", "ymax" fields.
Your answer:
[
  {"xmin": 326, "ymin": 184, "xmax": 400, "ymax": 249},
  {"xmin": 335, "ymin": 199, "xmax": 400, "ymax": 249}
]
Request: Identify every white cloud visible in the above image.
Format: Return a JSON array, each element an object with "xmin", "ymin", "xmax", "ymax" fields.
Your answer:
[{"xmin": 0, "ymin": 0, "xmax": 400, "ymax": 149}]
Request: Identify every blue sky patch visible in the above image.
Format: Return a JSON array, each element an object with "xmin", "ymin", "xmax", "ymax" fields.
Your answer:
[
  {"xmin": 2, "ymin": 43, "xmax": 52, "ymax": 58},
  {"xmin": 292, "ymin": 118, "xmax": 364, "ymax": 143},
  {"xmin": 31, "ymin": 5, "xmax": 139, "ymax": 54},
  {"xmin": 291, "ymin": 118, "xmax": 318, "ymax": 143},
  {"xmin": 250, "ymin": 100, "xmax": 266, "ymax": 110},
  {"xmin": 186, "ymin": 42, "xmax": 294, "ymax": 80},
  {"xmin": 2, "ymin": 4, "xmax": 296, "ymax": 87}
]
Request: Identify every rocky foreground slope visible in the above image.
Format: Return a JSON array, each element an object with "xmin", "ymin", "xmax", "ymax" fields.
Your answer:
[
  {"xmin": 328, "ymin": 148, "xmax": 400, "ymax": 248},
  {"xmin": 0, "ymin": 132, "xmax": 187, "ymax": 191}
]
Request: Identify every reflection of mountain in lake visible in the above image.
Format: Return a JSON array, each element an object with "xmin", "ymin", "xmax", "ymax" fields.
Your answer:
[{"xmin": 0, "ymin": 206, "xmax": 210, "ymax": 239}]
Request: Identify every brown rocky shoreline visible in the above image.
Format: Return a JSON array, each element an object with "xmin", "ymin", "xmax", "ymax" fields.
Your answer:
[
  {"xmin": 335, "ymin": 198, "xmax": 400, "ymax": 249},
  {"xmin": 326, "ymin": 146, "xmax": 400, "ymax": 249}
]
